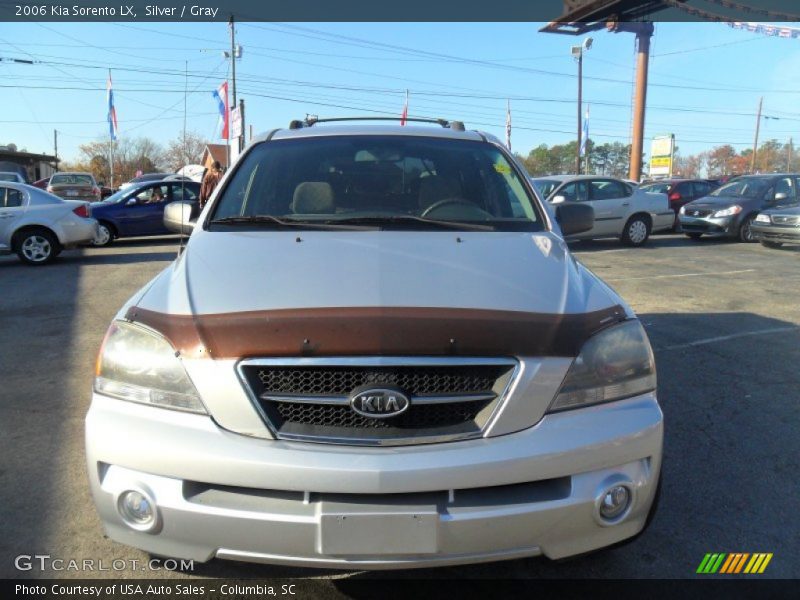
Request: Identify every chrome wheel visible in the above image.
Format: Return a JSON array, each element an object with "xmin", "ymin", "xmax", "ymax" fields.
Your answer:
[
  {"xmin": 21, "ymin": 235, "xmax": 52, "ymax": 263},
  {"xmin": 628, "ymin": 220, "xmax": 648, "ymax": 244},
  {"xmin": 93, "ymin": 223, "xmax": 112, "ymax": 246}
]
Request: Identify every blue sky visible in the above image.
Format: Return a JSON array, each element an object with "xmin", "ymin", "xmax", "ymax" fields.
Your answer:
[{"xmin": 1, "ymin": 21, "xmax": 799, "ymax": 163}]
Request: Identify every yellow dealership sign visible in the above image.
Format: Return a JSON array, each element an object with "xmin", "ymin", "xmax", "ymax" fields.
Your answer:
[{"xmin": 649, "ymin": 134, "xmax": 675, "ymax": 177}]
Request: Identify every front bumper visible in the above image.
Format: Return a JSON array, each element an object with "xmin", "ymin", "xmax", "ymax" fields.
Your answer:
[
  {"xmin": 751, "ymin": 223, "xmax": 800, "ymax": 243},
  {"xmin": 678, "ymin": 214, "xmax": 736, "ymax": 237},
  {"xmin": 86, "ymin": 392, "xmax": 663, "ymax": 569}
]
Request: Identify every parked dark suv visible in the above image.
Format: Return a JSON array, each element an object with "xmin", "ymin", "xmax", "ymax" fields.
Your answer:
[
  {"xmin": 639, "ymin": 178, "xmax": 719, "ymax": 228},
  {"xmin": 678, "ymin": 174, "xmax": 800, "ymax": 242}
]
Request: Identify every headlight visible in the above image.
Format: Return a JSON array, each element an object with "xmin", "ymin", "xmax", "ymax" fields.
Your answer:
[
  {"xmin": 548, "ymin": 319, "xmax": 656, "ymax": 413},
  {"xmin": 679, "ymin": 205, "xmax": 687, "ymax": 215},
  {"xmin": 94, "ymin": 321, "xmax": 206, "ymax": 414},
  {"xmin": 755, "ymin": 213, "xmax": 771, "ymax": 223},
  {"xmin": 712, "ymin": 205, "xmax": 742, "ymax": 218}
]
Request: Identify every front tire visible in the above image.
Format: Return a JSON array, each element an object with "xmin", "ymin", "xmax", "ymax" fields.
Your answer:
[
  {"xmin": 738, "ymin": 214, "xmax": 757, "ymax": 243},
  {"xmin": 685, "ymin": 233, "xmax": 703, "ymax": 240},
  {"xmin": 15, "ymin": 228, "xmax": 60, "ymax": 265},
  {"xmin": 760, "ymin": 240, "xmax": 783, "ymax": 249},
  {"xmin": 92, "ymin": 222, "xmax": 114, "ymax": 247},
  {"xmin": 621, "ymin": 215, "xmax": 651, "ymax": 247}
]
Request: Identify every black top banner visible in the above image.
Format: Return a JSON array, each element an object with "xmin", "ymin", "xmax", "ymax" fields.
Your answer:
[{"xmin": 1, "ymin": 0, "xmax": 799, "ymax": 22}]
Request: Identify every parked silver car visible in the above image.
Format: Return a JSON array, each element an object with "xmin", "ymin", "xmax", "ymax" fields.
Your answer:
[
  {"xmin": 0, "ymin": 171, "xmax": 26, "ymax": 183},
  {"xmin": 532, "ymin": 175, "xmax": 673, "ymax": 246},
  {"xmin": 0, "ymin": 182, "xmax": 98, "ymax": 265},
  {"xmin": 87, "ymin": 120, "xmax": 663, "ymax": 569}
]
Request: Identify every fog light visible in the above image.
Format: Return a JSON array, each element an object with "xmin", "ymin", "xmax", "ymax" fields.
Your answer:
[
  {"xmin": 599, "ymin": 485, "xmax": 630, "ymax": 521},
  {"xmin": 118, "ymin": 490, "xmax": 156, "ymax": 530}
]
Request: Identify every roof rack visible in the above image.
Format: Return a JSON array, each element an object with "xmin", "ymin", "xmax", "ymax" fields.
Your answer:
[{"xmin": 289, "ymin": 116, "xmax": 465, "ymax": 131}]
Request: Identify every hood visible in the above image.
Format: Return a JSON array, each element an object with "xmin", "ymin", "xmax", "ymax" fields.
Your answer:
[
  {"xmin": 141, "ymin": 230, "xmax": 621, "ymax": 316},
  {"xmin": 687, "ymin": 194, "xmax": 759, "ymax": 208},
  {"xmin": 131, "ymin": 230, "xmax": 628, "ymax": 358},
  {"xmin": 761, "ymin": 205, "xmax": 800, "ymax": 216}
]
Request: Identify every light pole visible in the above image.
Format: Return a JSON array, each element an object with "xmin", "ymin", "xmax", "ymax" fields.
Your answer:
[{"xmin": 572, "ymin": 37, "xmax": 592, "ymax": 175}]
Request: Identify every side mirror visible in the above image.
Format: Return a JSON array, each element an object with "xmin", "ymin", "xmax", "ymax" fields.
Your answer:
[
  {"xmin": 774, "ymin": 192, "xmax": 788, "ymax": 201},
  {"xmin": 555, "ymin": 202, "xmax": 594, "ymax": 236},
  {"xmin": 164, "ymin": 201, "xmax": 196, "ymax": 235},
  {"xmin": 126, "ymin": 198, "xmax": 137, "ymax": 206},
  {"xmin": 551, "ymin": 194, "xmax": 567, "ymax": 204}
]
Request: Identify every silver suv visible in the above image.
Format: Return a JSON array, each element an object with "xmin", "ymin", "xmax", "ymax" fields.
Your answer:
[{"xmin": 86, "ymin": 119, "xmax": 662, "ymax": 569}]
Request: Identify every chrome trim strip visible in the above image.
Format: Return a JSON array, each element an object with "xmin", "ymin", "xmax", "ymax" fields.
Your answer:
[
  {"xmin": 235, "ymin": 356, "xmax": 519, "ymax": 447},
  {"xmin": 261, "ymin": 392, "xmax": 497, "ymax": 406},
  {"xmin": 262, "ymin": 394, "xmax": 348, "ymax": 405}
]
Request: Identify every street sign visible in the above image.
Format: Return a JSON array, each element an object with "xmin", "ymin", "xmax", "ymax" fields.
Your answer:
[
  {"xmin": 230, "ymin": 106, "xmax": 242, "ymax": 139},
  {"xmin": 649, "ymin": 134, "xmax": 674, "ymax": 177}
]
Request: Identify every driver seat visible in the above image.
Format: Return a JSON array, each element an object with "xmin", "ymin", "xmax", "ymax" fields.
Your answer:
[{"xmin": 418, "ymin": 176, "xmax": 461, "ymax": 211}]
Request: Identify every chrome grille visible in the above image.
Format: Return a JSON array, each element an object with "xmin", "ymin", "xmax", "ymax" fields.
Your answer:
[
  {"xmin": 772, "ymin": 215, "xmax": 800, "ymax": 226},
  {"xmin": 238, "ymin": 358, "xmax": 518, "ymax": 446},
  {"xmin": 684, "ymin": 208, "xmax": 713, "ymax": 217}
]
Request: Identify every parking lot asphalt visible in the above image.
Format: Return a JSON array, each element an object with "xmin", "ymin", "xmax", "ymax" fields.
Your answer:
[{"xmin": 0, "ymin": 234, "xmax": 798, "ymax": 585}]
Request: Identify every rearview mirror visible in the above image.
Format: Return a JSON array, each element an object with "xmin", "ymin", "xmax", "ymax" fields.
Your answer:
[
  {"xmin": 555, "ymin": 202, "xmax": 594, "ymax": 236},
  {"xmin": 551, "ymin": 195, "xmax": 567, "ymax": 204},
  {"xmin": 164, "ymin": 201, "xmax": 196, "ymax": 235}
]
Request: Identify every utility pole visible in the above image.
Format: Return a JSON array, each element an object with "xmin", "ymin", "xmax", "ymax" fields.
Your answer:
[
  {"xmin": 751, "ymin": 96, "xmax": 763, "ymax": 173},
  {"xmin": 571, "ymin": 38, "xmax": 591, "ymax": 175},
  {"xmin": 53, "ymin": 129, "xmax": 59, "ymax": 171},
  {"xmin": 229, "ymin": 15, "xmax": 237, "ymax": 108},
  {"xmin": 628, "ymin": 23, "xmax": 653, "ymax": 182},
  {"xmin": 787, "ymin": 137, "xmax": 793, "ymax": 172},
  {"xmin": 576, "ymin": 49, "xmax": 582, "ymax": 175}
]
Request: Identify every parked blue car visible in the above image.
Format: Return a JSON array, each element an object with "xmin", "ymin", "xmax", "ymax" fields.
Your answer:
[{"xmin": 90, "ymin": 180, "xmax": 200, "ymax": 246}]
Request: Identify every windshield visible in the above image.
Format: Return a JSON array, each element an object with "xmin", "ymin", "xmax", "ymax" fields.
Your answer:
[
  {"xmin": 101, "ymin": 188, "xmax": 131, "ymax": 203},
  {"xmin": 640, "ymin": 182, "xmax": 671, "ymax": 194},
  {"xmin": 531, "ymin": 179, "xmax": 560, "ymax": 199},
  {"xmin": 710, "ymin": 177, "xmax": 770, "ymax": 199},
  {"xmin": 51, "ymin": 173, "xmax": 94, "ymax": 186},
  {"xmin": 0, "ymin": 173, "xmax": 19, "ymax": 182},
  {"xmin": 210, "ymin": 136, "xmax": 544, "ymax": 231}
]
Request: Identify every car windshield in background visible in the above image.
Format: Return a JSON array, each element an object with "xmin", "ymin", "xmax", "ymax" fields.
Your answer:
[
  {"xmin": 710, "ymin": 177, "xmax": 770, "ymax": 198},
  {"xmin": 51, "ymin": 174, "xmax": 94, "ymax": 186},
  {"xmin": 0, "ymin": 173, "xmax": 19, "ymax": 182},
  {"xmin": 531, "ymin": 179, "xmax": 560, "ymax": 199},
  {"xmin": 102, "ymin": 188, "xmax": 130, "ymax": 203},
  {"xmin": 640, "ymin": 182, "xmax": 670, "ymax": 194},
  {"xmin": 211, "ymin": 136, "xmax": 543, "ymax": 231}
]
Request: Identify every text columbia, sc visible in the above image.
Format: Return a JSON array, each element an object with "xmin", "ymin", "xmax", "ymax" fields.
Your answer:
[{"xmin": 44, "ymin": 5, "xmax": 219, "ymax": 17}]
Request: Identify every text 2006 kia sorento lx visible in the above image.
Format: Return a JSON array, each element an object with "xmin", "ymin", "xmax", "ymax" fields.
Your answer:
[{"xmin": 86, "ymin": 119, "xmax": 662, "ymax": 569}]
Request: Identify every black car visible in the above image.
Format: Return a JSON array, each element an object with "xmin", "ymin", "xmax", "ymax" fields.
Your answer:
[
  {"xmin": 751, "ymin": 206, "xmax": 800, "ymax": 248},
  {"xmin": 639, "ymin": 178, "xmax": 719, "ymax": 227},
  {"xmin": 678, "ymin": 174, "xmax": 800, "ymax": 242}
]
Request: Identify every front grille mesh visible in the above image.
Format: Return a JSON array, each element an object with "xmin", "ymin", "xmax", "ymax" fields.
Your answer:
[
  {"xmin": 274, "ymin": 399, "xmax": 492, "ymax": 429},
  {"xmin": 256, "ymin": 365, "xmax": 501, "ymax": 396},
  {"xmin": 242, "ymin": 363, "xmax": 515, "ymax": 445},
  {"xmin": 772, "ymin": 215, "xmax": 800, "ymax": 226}
]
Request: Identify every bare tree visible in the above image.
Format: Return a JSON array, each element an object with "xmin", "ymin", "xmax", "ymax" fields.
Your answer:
[{"xmin": 163, "ymin": 131, "xmax": 209, "ymax": 171}]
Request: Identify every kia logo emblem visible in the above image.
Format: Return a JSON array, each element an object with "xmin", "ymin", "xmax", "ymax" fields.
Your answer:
[{"xmin": 349, "ymin": 386, "xmax": 410, "ymax": 419}]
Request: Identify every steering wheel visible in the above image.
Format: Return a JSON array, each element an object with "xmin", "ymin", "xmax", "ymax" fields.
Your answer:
[{"xmin": 420, "ymin": 198, "xmax": 493, "ymax": 219}]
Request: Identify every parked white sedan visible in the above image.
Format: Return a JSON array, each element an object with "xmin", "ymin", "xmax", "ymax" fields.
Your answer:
[
  {"xmin": 0, "ymin": 182, "xmax": 98, "ymax": 265},
  {"xmin": 531, "ymin": 175, "xmax": 673, "ymax": 246}
]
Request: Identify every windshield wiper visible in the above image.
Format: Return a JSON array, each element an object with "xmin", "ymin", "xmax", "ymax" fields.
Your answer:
[
  {"xmin": 208, "ymin": 215, "xmax": 377, "ymax": 230},
  {"xmin": 330, "ymin": 215, "xmax": 496, "ymax": 231}
]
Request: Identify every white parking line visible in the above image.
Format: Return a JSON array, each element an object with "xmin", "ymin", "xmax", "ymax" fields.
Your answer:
[
  {"xmin": 606, "ymin": 269, "xmax": 755, "ymax": 282},
  {"xmin": 660, "ymin": 326, "xmax": 800, "ymax": 351}
]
